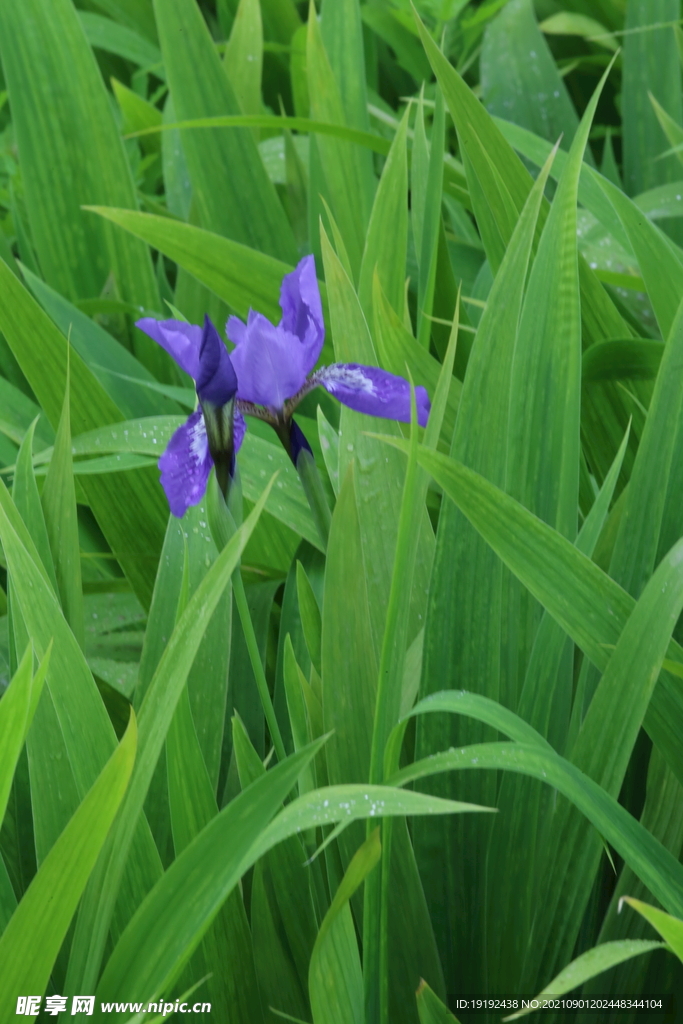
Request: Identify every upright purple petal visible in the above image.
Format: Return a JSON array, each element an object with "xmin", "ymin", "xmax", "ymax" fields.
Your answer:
[
  {"xmin": 158, "ymin": 410, "xmax": 213, "ymax": 518},
  {"xmin": 315, "ymin": 364, "xmax": 430, "ymax": 427},
  {"xmin": 196, "ymin": 315, "xmax": 238, "ymax": 406},
  {"xmin": 279, "ymin": 255, "xmax": 325, "ymax": 376},
  {"xmin": 226, "ymin": 314, "xmax": 248, "ymax": 347},
  {"xmin": 229, "ymin": 313, "xmax": 308, "ymax": 407},
  {"xmin": 136, "ymin": 318, "xmax": 202, "ymax": 380}
]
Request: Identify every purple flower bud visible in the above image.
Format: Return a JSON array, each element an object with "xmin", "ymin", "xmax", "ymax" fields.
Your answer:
[{"xmin": 289, "ymin": 419, "xmax": 313, "ymax": 466}]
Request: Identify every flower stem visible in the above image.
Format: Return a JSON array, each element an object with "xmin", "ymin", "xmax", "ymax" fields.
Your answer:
[
  {"xmin": 206, "ymin": 471, "xmax": 286, "ymax": 764},
  {"xmin": 296, "ymin": 448, "xmax": 332, "ymax": 548}
]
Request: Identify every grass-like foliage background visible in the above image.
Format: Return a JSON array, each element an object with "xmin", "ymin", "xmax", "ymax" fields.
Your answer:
[{"xmin": 0, "ymin": 0, "xmax": 683, "ymax": 1022}]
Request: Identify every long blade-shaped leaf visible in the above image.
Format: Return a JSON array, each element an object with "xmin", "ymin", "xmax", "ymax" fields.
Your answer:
[
  {"xmin": 0, "ymin": 0, "xmax": 164, "ymax": 376},
  {"xmin": 415, "ymin": 140, "xmax": 556, "ymax": 995},
  {"xmin": 154, "ymin": 0, "xmax": 296, "ymax": 262},
  {"xmin": 379, "ymin": 437, "xmax": 683, "ymax": 788},
  {"xmin": 0, "ymin": 259, "xmax": 167, "ymax": 608},
  {"xmin": 0, "ymin": 712, "xmax": 136, "ymax": 1010},
  {"xmin": 71, "ymin": 479, "xmax": 275, "ymax": 994}
]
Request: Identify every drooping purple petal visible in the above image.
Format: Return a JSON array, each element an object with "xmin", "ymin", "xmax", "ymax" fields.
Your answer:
[
  {"xmin": 314, "ymin": 364, "xmax": 430, "ymax": 427},
  {"xmin": 158, "ymin": 410, "xmax": 213, "ymax": 518},
  {"xmin": 196, "ymin": 315, "xmax": 238, "ymax": 406},
  {"xmin": 279, "ymin": 255, "xmax": 325, "ymax": 376},
  {"xmin": 136, "ymin": 318, "xmax": 202, "ymax": 380},
  {"xmin": 229, "ymin": 313, "xmax": 309, "ymax": 407}
]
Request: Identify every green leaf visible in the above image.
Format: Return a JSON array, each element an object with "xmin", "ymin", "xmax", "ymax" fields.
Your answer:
[
  {"xmin": 0, "ymin": 379, "xmax": 53, "ymax": 452},
  {"xmin": 40, "ymin": 416, "xmax": 320, "ymax": 550},
  {"xmin": 416, "ymin": 981, "xmax": 461, "ymax": 1024},
  {"xmin": 233, "ymin": 713, "xmax": 319, "ymax": 1022},
  {"xmin": 154, "ymin": 0, "xmax": 296, "ymax": 262},
  {"xmin": 508, "ymin": 64, "xmax": 609, "ymax": 540},
  {"xmin": 224, "ymin": 0, "xmax": 263, "ymax": 121},
  {"xmin": 71, "ymin": 480, "xmax": 275, "ymax": 994},
  {"xmin": 413, "ymin": 91, "xmax": 445, "ymax": 348},
  {"xmin": 414, "ymin": 142, "xmax": 556, "ymax": 994},
  {"xmin": 539, "ymin": 12, "xmax": 617, "ymax": 51},
  {"xmin": 370, "ymin": 319, "xmax": 459, "ymax": 1024},
  {"xmin": 127, "ymin": 113, "xmax": 395, "ymax": 158},
  {"xmin": 594, "ymin": 745, "xmax": 683, "ymax": 968},
  {"xmin": 0, "ymin": 710, "xmax": 136, "ymax": 1003},
  {"xmin": 597, "ymin": 174, "xmax": 683, "ymax": 342},
  {"xmin": 620, "ymin": 898, "xmax": 683, "ymax": 961},
  {"xmin": 321, "ymin": 0, "xmax": 372, "ymax": 142},
  {"xmin": 273, "ymin": 542, "xmax": 324, "ymax": 755},
  {"xmin": 372, "ymin": 280, "xmax": 461, "ymax": 449},
  {"xmin": 608, "ymin": 294, "xmax": 683, "ymax": 598},
  {"xmin": 87, "ymin": 207, "xmax": 291, "ymax": 323},
  {"xmin": 309, "ymin": 829, "xmax": 381, "ymax": 1024},
  {"xmin": 504, "ymin": 940, "xmax": 665, "ymax": 1021},
  {"xmin": 20, "ymin": 265, "xmax": 176, "ymax": 420},
  {"xmin": 361, "ymin": 7, "xmax": 431, "ymax": 84},
  {"xmin": 635, "ymin": 181, "xmax": 683, "ymax": 221},
  {"xmin": 622, "ymin": 0, "xmax": 683, "ymax": 195},
  {"xmin": 296, "ymin": 562, "xmax": 322, "ymax": 677},
  {"xmin": 88, "ymin": 0, "xmax": 157, "ymax": 42},
  {"xmin": 167, "ymin": 688, "xmax": 263, "ymax": 1024},
  {"xmin": 0, "ymin": 471, "xmax": 164, "ymax": 933},
  {"xmin": 489, "ymin": 88, "xmax": 611, "ymax": 983},
  {"xmin": 112, "ymin": 78, "xmax": 162, "ymax": 153},
  {"xmin": 282, "ymin": 635, "xmax": 316, "ymax": 797},
  {"xmin": 0, "ymin": 259, "xmax": 168, "ymax": 609},
  {"xmin": 307, "ymin": 9, "xmax": 373, "ymax": 277},
  {"xmin": 650, "ymin": 93, "xmax": 683, "ymax": 171},
  {"xmin": 0, "ymin": 646, "xmax": 49, "ymax": 826},
  {"xmin": 388, "ymin": 732, "xmax": 683, "ymax": 920},
  {"xmin": 11, "ymin": 420, "xmax": 57, "ymax": 595},
  {"xmin": 140, "ymin": 503, "xmax": 232, "ymax": 793},
  {"xmin": 95, "ymin": 740, "xmax": 326, "ymax": 1009},
  {"xmin": 528, "ymin": 532, "xmax": 683, "ymax": 981},
  {"xmin": 485, "ymin": 422, "xmax": 631, "ymax": 987},
  {"xmin": 481, "ymin": 0, "xmax": 584, "ymax": 158},
  {"xmin": 322, "ymin": 465, "xmax": 377, "ymax": 793},
  {"xmin": 0, "ymin": 0, "xmax": 164, "ymax": 376},
  {"xmin": 40, "ymin": 365, "xmax": 84, "ymax": 648},
  {"xmin": 0, "ymin": 853, "xmax": 17, "ymax": 936},
  {"xmin": 358, "ymin": 109, "xmax": 409, "ymax": 321},
  {"xmin": 381, "ymin": 436, "xmax": 683, "ymax": 787},
  {"xmin": 582, "ymin": 339, "xmax": 664, "ymax": 382},
  {"xmin": 414, "ymin": 12, "xmax": 635, "ymax": 493},
  {"xmin": 493, "ymin": 116, "xmax": 683, "ymax": 389},
  {"xmin": 77, "ymin": 11, "xmax": 162, "ymax": 69},
  {"xmin": 321, "ymin": 226, "xmax": 434, "ymax": 655}
]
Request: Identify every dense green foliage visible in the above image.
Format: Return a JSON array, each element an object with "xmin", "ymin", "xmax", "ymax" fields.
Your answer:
[{"xmin": 0, "ymin": 0, "xmax": 682, "ymax": 1021}]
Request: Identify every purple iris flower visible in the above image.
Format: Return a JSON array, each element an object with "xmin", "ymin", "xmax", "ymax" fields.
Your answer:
[
  {"xmin": 136, "ymin": 255, "xmax": 430, "ymax": 518},
  {"xmin": 135, "ymin": 313, "xmax": 242, "ymax": 517}
]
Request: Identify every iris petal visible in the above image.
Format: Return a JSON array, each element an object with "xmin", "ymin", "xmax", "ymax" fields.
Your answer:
[
  {"xmin": 315, "ymin": 363, "xmax": 430, "ymax": 427},
  {"xmin": 226, "ymin": 256, "xmax": 324, "ymax": 408},
  {"xmin": 279, "ymin": 255, "xmax": 325, "ymax": 376},
  {"xmin": 158, "ymin": 410, "xmax": 214, "ymax": 518},
  {"xmin": 230, "ymin": 313, "xmax": 308, "ymax": 407},
  {"xmin": 135, "ymin": 318, "xmax": 202, "ymax": 380},
  {"xmin": 196, "ymin": 315, "xmax": 238, "ymax": 406}
]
